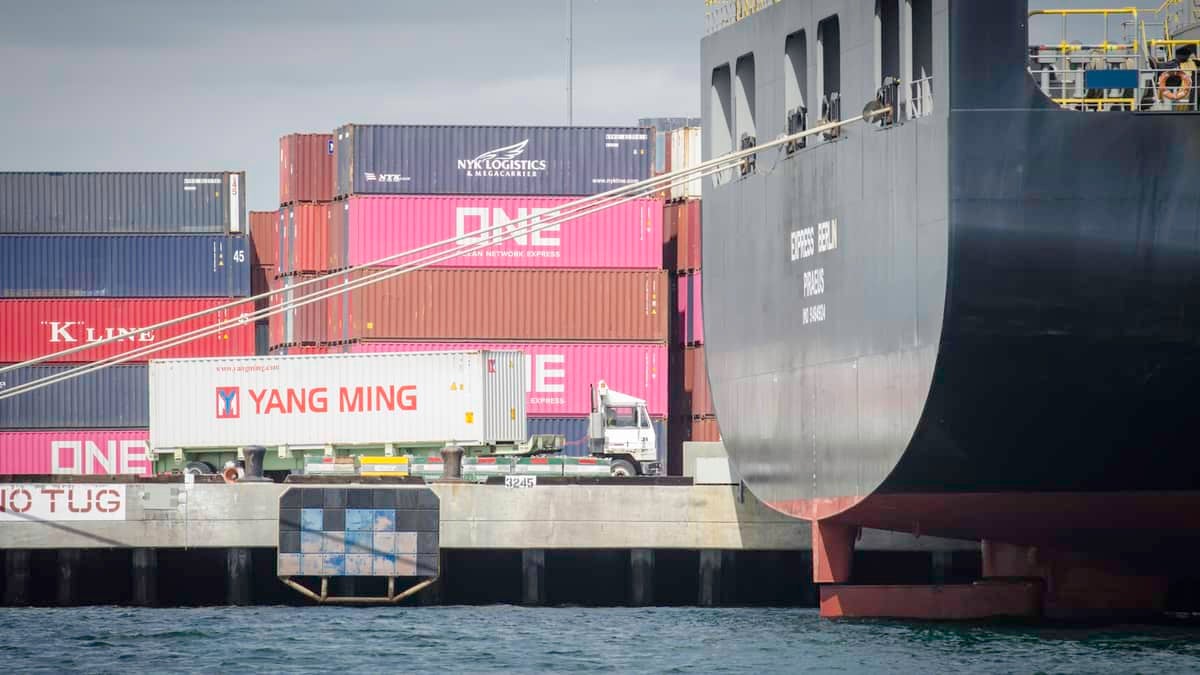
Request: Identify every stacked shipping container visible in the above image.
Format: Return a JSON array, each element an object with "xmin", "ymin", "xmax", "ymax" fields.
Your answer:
[
  {"xmin": 659, "ymin": 127, "xmax": 721, "ymax": 463},
  {"xmin": 0, "ymin": 172, "xmax": 252, "ymax": 476},
  {"xmin": 268, "ymin": 124, "xmax": 669, "ymax": 464}
]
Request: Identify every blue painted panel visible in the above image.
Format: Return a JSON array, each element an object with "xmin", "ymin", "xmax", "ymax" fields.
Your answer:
[
  {"xmin": 345, "ymin": 508, "xmax": 375, "ymax": 531},
  {"xmin": 300, "ymin": 508, "xmax": 323, "ymax": 532}
]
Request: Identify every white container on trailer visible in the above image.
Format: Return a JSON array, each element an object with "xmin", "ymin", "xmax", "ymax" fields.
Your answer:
[{"xmin": 149, "ymin": 351, "xmax": 525, "ymax": 451}]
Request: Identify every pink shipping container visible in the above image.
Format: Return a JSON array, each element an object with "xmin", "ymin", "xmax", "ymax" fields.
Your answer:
[
  {"xmin": 692, "ymin": 271, "xmax": 705, "ymax": 345},
  {"xmin": 332, "ymin": 195, "xmax": 664, "ymax": 270},
  {"xmin": 345, "ymin": 341, "xmax": 667, "ymax": 417},
  {"xmin": 0, "ymin": 430, "xmax": 152, "ymax": 476},
  {"xmin": 0, "ymin": 299, "xmax": 255, "ymax": 362},
  {"xmin": 280, "ymin": 133, "xmax": 336, "ymax": 205}
]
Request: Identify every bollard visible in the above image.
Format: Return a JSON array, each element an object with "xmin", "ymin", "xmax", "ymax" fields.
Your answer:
[
  {"xmin": 441, "ymin": 446, "xmax": 464, "ymax": 480},
  {"xmin": 241, "ymin": 446, "xmax": 272, "ymax": 483}
]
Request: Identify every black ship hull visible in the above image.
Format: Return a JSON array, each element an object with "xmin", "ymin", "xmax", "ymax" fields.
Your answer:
[{"xmin": 701, "ymin": 0, "xmax": 1200, "ymax": 552}]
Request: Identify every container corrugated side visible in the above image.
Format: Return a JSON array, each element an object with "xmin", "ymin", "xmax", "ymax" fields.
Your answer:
[
  {"xmin": 0, "ymin": 172, "xmax": 246, "ymax": 234},
  {"xmin": 337, "ymin": 269, "xmax": 668, "ymax": 342},
  {"xmin": 250, "ymin": 211, "xmax": 278, "ymax": 267},
  {"xmin": 0, "ymin": 365, "xmax": 148, "ymax": 428},
  {"xmin": 338, "ymin": 195, "xmax": 664, "ymax": 270},
  {"xmin": 677, "ymin": 274, "xmax": 690, "ymax": 347},
  {"xmin": 283, "ymin": 274, "xmax": 328, "ymax": 344},
  {"xmin": 280, "ymin": 133, "xmax": 335, "ymax": 205},
  {"xmin": 148, "ymin": 351, "xmax": 527, "ymax": 449},
  {"xmin": 683, "ymin": 346, "xmax": 713, "ymax": 417},
  {"xmin": 0, "ymin": 299, "xmax": 255, "ymax": 362},
  {"xmin": 481, "ymin": 350, "xmax": 526, "ymax": 443},
  {"xmin": 690, "ymin": 417, "xmax": 721, "ymax": 442},
  {"xmin": 0, "ymin": 235, "xmax": 250, "ymax": 298},
  {"xmin": 347, "ymin": 342, "xmax": 667, "ymax": 416},
  {"xmin": 527, "ymin": 416, "xmax": 667, "ymax": 463},
  {"xmin": 283, "ymin": 203, "xmax": 332, "ymax": 274},
  {"xmin": 335, "ymin": 125, "xmax": 651, "ymax": 197},
  {"xmin": 0, "ymin": 429, "xmax": 151, "ymax": 476},
  {"xmin": 669, "ymin": 127, "xmax": 702, "ymax": 200},
  {"xmin": 671, "ymin": 201, "xmax": 701, "ymax": 273},
  {"xmin": 693, "ymin": 272, "xmax": 704, "ymax": 345}
]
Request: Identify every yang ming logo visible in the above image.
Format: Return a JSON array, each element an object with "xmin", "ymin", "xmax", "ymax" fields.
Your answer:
[
  {"xmin": 457, "ymin": 140, "xmax": 548, "ymax": 178},
  {"xmin": 216, "ymin": 387, "xmax": 240, "ymax": 419}
]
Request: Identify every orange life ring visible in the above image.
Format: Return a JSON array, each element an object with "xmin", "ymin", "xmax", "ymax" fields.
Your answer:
[{"xmin": 1158, "ymin": 70, "xmax": 1191, "ymax": 101}]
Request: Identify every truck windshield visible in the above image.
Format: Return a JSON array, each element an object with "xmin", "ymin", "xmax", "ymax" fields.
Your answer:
[{"xmin": 606, "ymin": 406, "xmax": 638, "ymax": 428}]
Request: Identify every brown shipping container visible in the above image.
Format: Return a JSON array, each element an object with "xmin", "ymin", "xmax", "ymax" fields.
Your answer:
[
  {"xmin": 691, "ymin": 417, "xmax": 721, "ymax": 442},
  {"xmin": 249, "ymin": 210, "xmax": 278, "ymax": 267},
  {"xmin": 683, "ymin": 345, "xmax": 713, "ymax": 416},
  {"xmin": 251, "ymin": 265, "xmax": 272, "ymax": 311},
  {"xmin": 337, "ymin": 269, "xmax": 668, "ymax": 342},
  {"xmin": 671, "ymin": 200, "xmax": 701, "ymax": 272},
  {"xmin": 280, "ymin": 133, "xmax": 335, "ymax": 205}
]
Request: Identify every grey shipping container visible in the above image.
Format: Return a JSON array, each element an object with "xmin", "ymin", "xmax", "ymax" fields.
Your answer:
[
  {"xmin": 0, "ymin": 364, "xmax": 148, "ymax": 428},
  {"xmin": 0, "ymin": 172, "xmax": 246, "ymax": 234},
  {"xmin": 0, "ymin": 234, "xmax": 250, "ymax": 297},
  {"xmin": 335, "ymin": 125, "xmax": 651, "ymax": 197},
  {"xmin": 527, "ymin": 417, "xmax": 667, "ymax": 465}
]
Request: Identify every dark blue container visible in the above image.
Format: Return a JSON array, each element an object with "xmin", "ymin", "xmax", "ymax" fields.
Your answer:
[
  {"xmin": 335, "ymin": 125, "xmax": 651, "ymax": 197},
  {"xmin": 0, "ymin": 235, "xmax": 250, "ymax": 297},
  {"xmin": 526, "ymin": 417, "xmax": 666, "ymax": 464},
  {"xmin": 0, "ymin": 172, "xmax": 246, "ymax": 234},
  {"xmin": 0, "ymin": 364, "xmax": 148, "ymax": 428}
]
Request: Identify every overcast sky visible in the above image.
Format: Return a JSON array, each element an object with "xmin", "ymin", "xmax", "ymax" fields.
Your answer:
[
  {"xmin": 0, "ymin": 0, "xmax": 702, "ymax": 209},
  {"xmin": 0, "ymin": 0, "xmax": 1145, "ymax": 209}
]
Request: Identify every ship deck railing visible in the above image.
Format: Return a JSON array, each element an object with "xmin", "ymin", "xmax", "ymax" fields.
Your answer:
[{"xmin": 1029, "ymin": 2, "xmax": 1200, "ymax": 112}]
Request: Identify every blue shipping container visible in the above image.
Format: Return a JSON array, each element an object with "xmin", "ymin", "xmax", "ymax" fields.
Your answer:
[
  {"xmin": 335, "ymin": 125, "xmax": 651, "ymax": 197},
  {"xmin": 0, "ymin": 235, "xmax": 250, "ymax": 298},
  {"xmin": 0, "ymin": 364, "xmax": 148, "ymax": 428},
  {"xmin": 0, "ymin": 172, "xmax": 246, "ymax": 234},
  {"xmin": 526, "ymin": 417, "xmax": 666, "ymax": 465}
]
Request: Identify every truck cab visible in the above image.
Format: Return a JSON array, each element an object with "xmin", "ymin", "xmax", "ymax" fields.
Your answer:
[{"xmin": 589, "ymin": 381, "xmax": 661, "ymax": 476}]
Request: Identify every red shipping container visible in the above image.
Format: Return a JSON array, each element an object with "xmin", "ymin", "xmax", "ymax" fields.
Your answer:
[
  {"xmin": 683, "ymin": 345, "xmax": 713, "ymax": 416},
  {"xmin": 690, "ymin": 417, "xmax": 721, "ymax": 442},
  {"xmin": 692, "ymin": 271, "xmax": 705, "ymax": 345},
  {"xmin": 338, "ymin": 269, "xmax": 668, "ymax": 342},
  {"xmin": 283, "ymin": 203, "xmax": 332, "ymax": 274},
  {"xmin": 280, "ymin": 273, "xmax": 329, "ymax": 345},
  {"xmin": 687, "ymin": 200, "xmax": 702, "ymax": 271},
  {"xmin": 280, "ymin": 133, "xmax": 335, "ymax": 205},
  {"xmin": 673, "ymin": 203, "xmax": 691, "ymax": 272},
  {"xmin": 0, "ymin": 299, "xmax": 255, "ymax": 362},
  {"xmin": 346, "ymin": 341, "xmax": 667, "ymax": 416},
  {"xmin": 0, "ymin": 429, "xmax": 151, "ymax": 476},
  {"xmin": 249, "ymin": 210, "xmax": 278, "ymax": 267},
  {"xmin": 267, "ymin": 272, "xmax": 285, "ymax": 349},
  {"xmin": 677, "ymin": 273, "xmax": 689, "ymax": 347}
]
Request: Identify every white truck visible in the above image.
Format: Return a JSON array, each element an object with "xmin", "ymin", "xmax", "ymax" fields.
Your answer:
[{"xmin": 147, "ymin": 351, "xmax": 660, "ymax": 478}]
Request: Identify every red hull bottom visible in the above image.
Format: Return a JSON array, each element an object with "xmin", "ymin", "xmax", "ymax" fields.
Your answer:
[
  {"xmin": 783, "ymin": 492, "xmax": 1196, "ymax": 619},
  {"xmin": 821, "ymin": 581, "xmax": 1042, "ymax": 620}
]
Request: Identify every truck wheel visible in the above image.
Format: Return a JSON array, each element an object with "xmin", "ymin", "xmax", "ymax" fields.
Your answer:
[
  {"xmin": 609, "ymin": 460, "xmax": 637, "ymax": 477},
  {"xmin": 184, "ymin": 461, "xmax": 217, "ymax": 475}
]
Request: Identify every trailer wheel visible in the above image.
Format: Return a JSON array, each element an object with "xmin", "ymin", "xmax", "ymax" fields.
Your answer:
[
  {"xmin": 609, "ymin": 460, "xmax": 637, "ymax": 477},
  {"xmin": 184, "ymin": 461, "xmax": 217, "ymax": 475}
]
